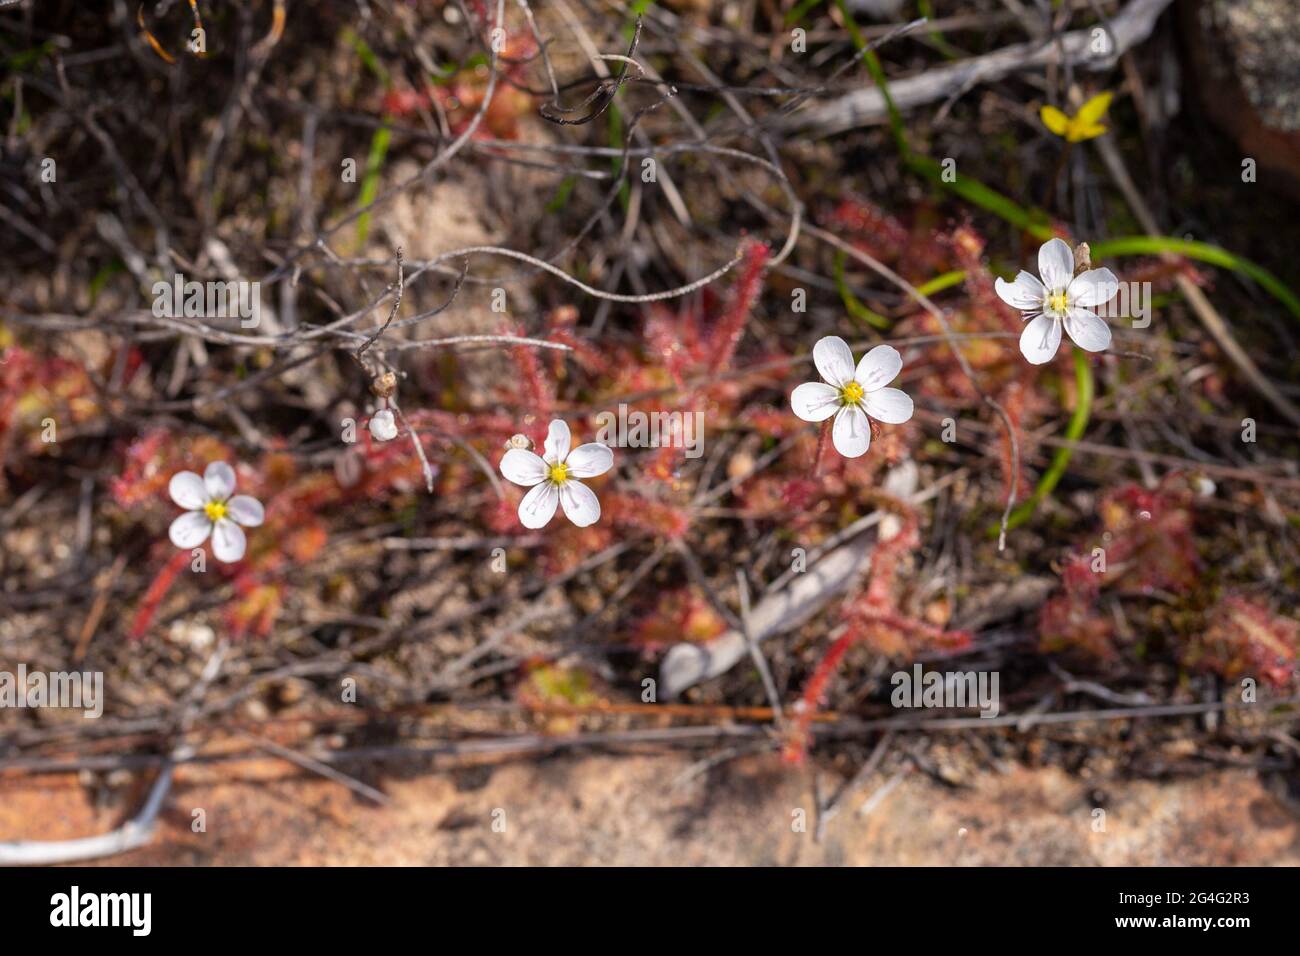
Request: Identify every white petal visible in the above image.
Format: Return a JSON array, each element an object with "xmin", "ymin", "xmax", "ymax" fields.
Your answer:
[
  {"xmin": 168, "ymin": 471, "xmax": 207, "ymax": 510},
  {"xmin": 518, "ymin": 481, "xmax": 559, "ymax": 529},
  {"xmin": 500, "ymin": 448, "xmax": 548, "ymax": 486},
  {"xmin": 226, "ymin": 495, "xmax": 264, "ymax": 527},
  {"xmin": 864, "ymin": 387, "xmax": 914, "ymax": 424},
  {"xmin": 1067, "ymin": 268, "xmax": 1119, "ymax": 308},
  {"xmin": 211, "ymin": 518, "xmax": 247, "ymax": 563},
  {"xmin": 1019, "ymin": 314, "xmax": 1063, "ymax": 365},
  {"xmin": 813, "ymin": 335, "xmax": 855, "ymax": 388},
  {"xmin": 543, "ymin": 419, "xmax": 570, "ymax": 465},
  {"xmin": 790, "ymin": 382, "xmax": 840, "ymax": 422},
  {"xmin": 559, "ymin": 480, "xmax": 601, "ymax": 527},
  {"xmin": 1064, "ymin": 307, "xmax": 1112, "ymax": 353},
  {"xmin": 368, "ymin": 409, "xmax": 398, "ymax": 441},
  {"xmin": 994, "ymin": 271, "xmax": 1047, "ymax": 311},
  {"xmin": 831, "ymin": 404, "xmax": 871, "ymax": 458},
  {"xmin": 1037, "ymin": 237, "xmax": 1075, "ymax": 292},
  {"xmin": 566, "ymin": 442, "xmax": 613, "ymax": 479},
  {"xmin": 169, "ymin": 511, "xmax": 212, "ymax": 549},
  {"xmin": 854, "ymin": 344, "xmax": 903, "ymax": 392},
  {"xmin": 204, "ymin": 461, "xmax": 236, "ymax": 500}
]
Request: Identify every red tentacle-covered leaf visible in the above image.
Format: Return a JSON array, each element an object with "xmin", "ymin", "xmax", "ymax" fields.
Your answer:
[
  {"xmin": 782, "ymin": 610, "xmax": 975, "ymax": 764},
  {"xmin": 1099, "ymin": 480, "xmax": 1199, "ymax": 594},
  {"xmin": 644, "ymin": 306, "xmax": 693, "ymax": 388},
  {"xmin": 782, "ymin": 628, "xmax": 855, "ymax": 764},
  {"xmin": 952, "ymin": 223, "xmax": 1022, "ymax": 335},
  {"xmin": 1038, "ymin": 477, "xmax": 1200, "ymax": 661},
  {"xmin": 783, "ymin": 493, "xmax": 971, "ymax": 763},
  {"xmin": 511, "ymin": 324, "xmax": 555, "ymax": 419},
  {"xmin": 128, "ymin": 549, "xmax": 191, "ymax": 641},
  {"xmin": 1188, "ymin": 595, "xmax": 1298, "ymax": 689},
  {"xmin": 707, "ymin": 240, "xmax": 769, "ymax": 374},
  {"xmin": 827, "ymin": 195, "xmax": 913, "ymax": 265},
  {"xmin": 605, "ymin": 492, "xmax": 691, "ymax": 540}
]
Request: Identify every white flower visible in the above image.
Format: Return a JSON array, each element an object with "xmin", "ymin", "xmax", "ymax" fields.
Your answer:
[
  {"xmin": 994, "ymin": 237, "xmax": 1119, "ymax": 365},
  {"xmin": 498, "ymin": 419, "xmax": 613, "ymax": 529},
  {"xmin": 790, "ymin": 336, "xmax": 914, "ymax": 458},
  {"xmin": 369, "ymin": 408, "xmax": 398, "ymax": 442},
  {"xmin": 167, "ymin": 461, "xmax": 265, "ymax": 563}
]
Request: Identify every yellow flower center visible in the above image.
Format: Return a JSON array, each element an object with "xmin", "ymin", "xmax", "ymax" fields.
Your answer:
[
  {"xmin": 204, "ymin": 500, "xmax": 228, "ymax": 522},
  {"xmin": 547, "ymin": 462, "xmax": 569, "ymax": 483},
  {"xmin": 841, "ymin": 381, "xmax": 865, "ymax": 406},
  {"xmin": 1047, "ymin": 290, "xmax": 1069, "ymax": 314}
]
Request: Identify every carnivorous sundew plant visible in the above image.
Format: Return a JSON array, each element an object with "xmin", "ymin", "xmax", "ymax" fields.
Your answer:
[{"xmin": 7, "ymin": 0, "xmax": 1298, "ymax": 833}]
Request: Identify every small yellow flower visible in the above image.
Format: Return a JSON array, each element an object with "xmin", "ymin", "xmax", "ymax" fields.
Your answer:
[{"xmin": 1040, "ymin": 92, "xmax": 1113, "ymax": 143}]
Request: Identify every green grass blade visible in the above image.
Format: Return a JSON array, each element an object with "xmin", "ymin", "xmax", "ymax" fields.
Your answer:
[
  {"xmin": 915, "ymin": 270, "xmax": 967, "ymax": 298},
  {"xmin": 1090, "ymin": 236, "xmax": 1300, "ymax": 321},
  {"xmin": 355, "ymin": 123, "xmax": 392, "ymax": 247},
  {"xmin": 834, "ymin": 250, "xmax": 892, "ymax": 330},
  {"xmin": 1000, "ymin": 347, "xmax": 1095, "ymax": 534}
]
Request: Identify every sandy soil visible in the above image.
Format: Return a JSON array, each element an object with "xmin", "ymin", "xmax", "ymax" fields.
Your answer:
[{"xmin": 3, "ymin": 755, "xmax": 1297, "ymax": 866}]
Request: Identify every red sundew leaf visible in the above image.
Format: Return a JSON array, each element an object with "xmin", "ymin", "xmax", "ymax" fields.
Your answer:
[
  {"xmin": 381, "ymin": 87, "xmax": 430, "ymax": 117},
  {"xmin": 1037, "ymin": 477, "xmax": 1200, "ymax": 662},
  {"xmin": 128, "ymin": 549, "xmax": 191, "ymax": 641},
  {"xmin": 1188, "ymin": 595, "xmax": 1298, "ymax": 689},
  {"xmin": 1038, "ymin": 591, "xmax": 1118, "ymax": 662},
  {"xmin": 548, "ymin": 328, "xmax": 610, "ymax": 375},
  {"xmin": 225, "ymin": 581, "xmax": 283, "ymax": 641},
  {"xmin": 631, "ymin": 588, "xmax": 727, "ymax": 649},
  {"xmin": 783, "ymin": 491, "xmax": 966, "ymax": 763},
  {"xmin": 706, "ymin": 240, "xmax": 769, "ymax": 374},
  {"xmin": 540, "ymin": 522, "xmax": 615, "ymax": 577},
  {"xmin": 605, "ymin": 492, "xmax": 690, "ymax": 540},
  {"xmin": 644, "ymin": 307, "xmax": 692, "ymax": 388},
  {"xmin": 1100, "ymin": 480, "xmax": 1199, "ymax": 594},
  {"xmin": 953, "ymin": 223, "xmax": 1023, "ymax": 335},
  {"xmin": 285, "ymin": 522, "xmax": 329, "ymax": 563},
  {"xmin": 738, "ymin": 406, "xmax": 798, "ymax": 439},
  {"xmin": 110, "ymin": 431, "xmax": 235, "ymax": 509},
  {"xmin": 510, "ymin": 324, "xmax": 554, "ymax": 417},
  {"xmin": 827, "ymin": 195, "xmax": 911, "ymax": 261},
  {"xmin": 483, "ymin": 493, "xmax": 524, "ymax": 535},
  {"xmin": 996, "ymin": 382, "xmax": 1034, "ymax": 502},
  {"xmin": 780, "ymin": 477, "xmax": 820, "ymax": 512}
]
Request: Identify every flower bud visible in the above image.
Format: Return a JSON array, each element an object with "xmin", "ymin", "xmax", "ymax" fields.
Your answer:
[{"xmin": 369, "ymin": 408, "xmax": 398, "ymax": 441}]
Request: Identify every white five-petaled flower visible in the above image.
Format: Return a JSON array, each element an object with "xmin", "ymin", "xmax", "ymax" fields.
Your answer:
[
  {"xmin": 167, "ymin": 461, "xmax": 265, "ymax": 563},
  {"xmin": 790, "ymin": 336, "xmax": 914, "ymax": 458},
  {"xmin": 994, "ymin": 237, "xmax": 1119, "ymax": 365},
  {"xmin": 498, "ymin": 419, "xmax": 613, "ymax": 529}
]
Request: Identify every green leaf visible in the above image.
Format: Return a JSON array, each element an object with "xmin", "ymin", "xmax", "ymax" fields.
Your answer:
[
  {"xmin": 915, "ymin": 270, "xmax": 967, "ymax": 298},
  {"xmin": 546, "ymin": 175, "xmax": 578, "ymax": 214},
  {"xmin": 784, "ymin": 0, "xmax": 826, "ymax": 28},
  {"xmin": 999, "ymin": 347, "xmax": 1094, "ymax": 534},
  {"xmin": 355, "ymin": 122, "xmax": 392, "ymax": 246},
  {"xmin": 1090, "ymin": 236, "xmax": 1300, "ymax": 322},
  {"xmin": 342, "ymin": 27, "xmax": 389, "ymax": 86},
  {"xmin": 834, "ymin": 250, "xmax": 891, "ymax": 330}
]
